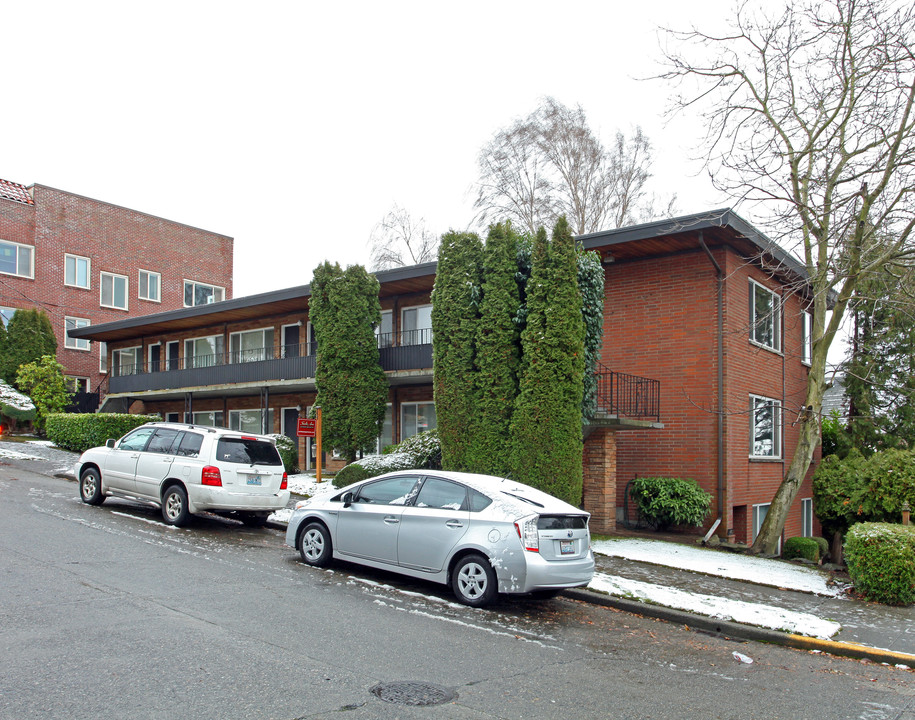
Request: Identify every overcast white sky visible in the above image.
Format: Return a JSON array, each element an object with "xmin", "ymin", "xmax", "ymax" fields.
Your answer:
[{"xmin": 4, "ymin": 0, "xmax": 759, "ymax": 299}]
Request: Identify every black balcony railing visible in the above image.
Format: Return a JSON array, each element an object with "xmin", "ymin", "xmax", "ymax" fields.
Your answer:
[{"xmin": 593, "ymin": 363, "xmax": 660, "ymax": 422}]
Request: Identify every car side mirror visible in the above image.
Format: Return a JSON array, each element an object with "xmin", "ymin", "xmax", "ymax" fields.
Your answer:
[
  {"xmin": 106, "ymin": 439, "xmax": 116, "ymax": 449},
  {"xmin": 342, "ymin": 492, "xmax": 354, "ymax": 508}
]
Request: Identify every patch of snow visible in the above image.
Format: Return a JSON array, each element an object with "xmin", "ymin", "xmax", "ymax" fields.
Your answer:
[
  {"xmin": 0, "ymin": 447, "xmax": 42, "ymax": 461},
  {"xmin": 269, "ymin": 508, "xmax": 293, "ymax": 524},
  {"xmin": 592, "ymin": 538, "xmax": 842, "ymax": 597},
  {"xmin": 0, "ymin": 381, "xmax": 35, "ymax": 411},
  {"xmin": 589, "ymin": 572, "xmax": 841, "ymax": 639},
  {"xmin": 26, "ymin": 439, "xmax": 55, "ymax": 447}
]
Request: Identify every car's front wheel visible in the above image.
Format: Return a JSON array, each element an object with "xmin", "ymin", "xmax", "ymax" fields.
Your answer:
[
  {"xmin": 161, "ymin": 485, "xmax": 190, "ymax": 526},
  {"xmin": 79, "ymin": 467, "xmax": 105, "ymax": 506},
  {"xmin": 298, "ymin": 522, "xmax": 332, "ymax": 567},
  {"xmin": 451, "ymin": 553, "xmax": 497, "ymax": 607}
]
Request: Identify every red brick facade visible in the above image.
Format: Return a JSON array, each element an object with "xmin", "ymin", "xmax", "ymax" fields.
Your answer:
[{"xmin": 0, "ymin": 180, "xmax": 233, "ymax": 394}]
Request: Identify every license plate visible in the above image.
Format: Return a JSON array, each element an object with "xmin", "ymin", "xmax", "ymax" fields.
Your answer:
[
  {"xmin": 246, "ymin": 476, "xmax": 262, "ymax": 486},
  {"xmin": 559, "ymin": 540, "xmax": 575, "ymax": 555}
]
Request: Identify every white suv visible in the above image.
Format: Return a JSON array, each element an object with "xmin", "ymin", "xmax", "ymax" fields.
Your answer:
[{"xmin": 75, "ymin": 422, "xmax": 291, "ymax": 527}]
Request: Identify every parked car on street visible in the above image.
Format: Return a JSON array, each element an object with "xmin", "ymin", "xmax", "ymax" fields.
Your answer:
[
  {"xmin": 75, "ymin": 422, "xmax": 290, "ymax": 527},
  {"xmin": 285, "ymin": 469, "xmax": 594, "ymax": 607}
]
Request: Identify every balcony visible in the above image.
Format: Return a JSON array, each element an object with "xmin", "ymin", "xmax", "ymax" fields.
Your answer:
[
  {"xmin": 587, "ymin": 363, "xmax": 662, "ymax": 428},
  {"xmin": 108, "ymin": 333, "xmax": 434, "ymax": 395}
]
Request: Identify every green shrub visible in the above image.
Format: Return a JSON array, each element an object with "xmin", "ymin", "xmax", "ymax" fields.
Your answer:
[
  {"xmin": 813, "ymin": 448, "xmax": 915, "ymax": 537},
  {"xmin": 812, "ymin": 536, "xmax": 830, "ymax": 560},
  {"xmin": 844, "ymin": 522, "xmax": 915, "ymax": 605},
  {"xmin": 269, "ymin": 434, "xmax": 299, "ymax": 474},
  {"xmin": 628, "ymin": 476, "xmax": 712, "ymax": 531},
  {"xmin": 46, "ymin": 413, "xmax": 160, "ymax": 453},
  {"xmin": 333, "ymin": 430, "xmax": 442, "ymax": 489},
  {"xmin": 783, "ymin": 536, "xmax": 820, "ymax": 562}
]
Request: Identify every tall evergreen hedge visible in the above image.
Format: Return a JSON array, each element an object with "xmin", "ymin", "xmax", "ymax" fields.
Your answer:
[
  {"xmin": 1, "ymin": 309, "xmax": 57, "ymax": 386},
  {"xmin": 510, "ymin": 218, "xmax": 585, "ymax": 505},
  {"xmin": 468, "ymin": 223, "xmax": 521, "ymax": 475},
  {"xmin": 310, "ymin": 262, "xmax": 388, "ymax": 463},
  {"xmin": 431, "ymin": 231, "xmax": 483, "ymax": 470}
]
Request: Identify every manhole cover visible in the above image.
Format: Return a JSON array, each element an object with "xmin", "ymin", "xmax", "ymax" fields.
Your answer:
[{"xmin": 370, "ymin": 681, "xmax": 456, "ymax": 706}]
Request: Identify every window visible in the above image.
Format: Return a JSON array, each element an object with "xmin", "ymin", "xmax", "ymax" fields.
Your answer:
[
  {"xmin": 377, "ymin": 310, "xmax": 393, "ymax": 348},
  {"xmin": 752, "ymin": 503, "xmax": 781, "ymax": 553},
  {"xmin": 184, "ymin": 280, "xmax": 224, "ymax": 307},
  {"xmin": 415, "ymin": 477, "xmax": 468, "ymax": 511},
  {"xmin": 166, "ymin": 341, "xmax": 180, "ymax": 371},
  {"xmin": 401, "ymin": 401, "xmax": 436, "ymax": 440},
  {"xmin": 175, "ymin": 431, "xmax": 204, "ymax": 457},
  {"xmin": 750, "ymin": 395, "xmax": 782, "ymax": 458},
  {"xmin": 64, "ymin": 376, "xmax": 89, "ymax": 393},
  {"xmin": 281, "ymin": 324, "xmax": 301, "ymax": 358},
  {"xmin": 230, "ymin": 327, "xmax": 274, "ymax": 363},
  {"xmin": 749, "ymin": 279, "xmax": 781, "ymax": 352},
  {"xmin": 402, "ymin": 305, "xmax": 432, "ymax": 346},
  {"xmin": 229, "ymin": 409, "xmax": 275, "ymax": 435},
  {"xmin": 185, "ymin": 335, "xmax": 225, "ymax": 368},
  {"xmin": 801, "ymin": 498, "xmax": 813, "ymax": 537},
  {"xmin": 65, "ymin": 254, "xmax": 91, "ymax": 289},
  {"xmin": 0, "ymin": 307, "xmax": 15, "ymax": 327},
  {"xmin": 0, "ymin": 239, "xmax": 33, "ymax": 278},
  {"xmin": 377, "ymin": 404, "xmax": 393, "ymax": 452},
  {"xmin": 99, "ymin": 341, "xmax": 108, "ymax": 373},
  {"xmin": 118, "ymin": 427, "xmax": 156, "ymax": 452},
  {"xmin": 101, "ymin": 272, "xmax": 128, "ymax": 310},
  {"xmin": 191, "ymin": 411, "xmax": 224, "ymax": 427},
  {"xmin": 166, "ymin": 412, "xmax": 181, "ymax": 423},
  {"xmin": 112, "ymin": 346, "xmax": 141, "ymax": 376},
  {"xmin": 306, "ymin": 321, "xmax": 317, "ymax": 355},
  {"xmin": 64, "ymin": 317, "xmax": 90, "ymax": 350},
  {"xmin": 147, "ymin": 428, "xmax": 181, "ymax": 454},
  {"xmin": 802, "ymin": 311, "xmax": 812, "ymax": 365},
  {"xmin": 354, "ymin": 476, "xmax": 420, "ymax": 505},
  {"xmin": 139, "ymin": 270, "xmax": 161, "ymax": 302}
]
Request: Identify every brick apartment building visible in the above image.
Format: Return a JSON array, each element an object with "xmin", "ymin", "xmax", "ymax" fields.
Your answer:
[
  {"xmin": 69, "ymin": 209, "xmax": 819, "ymax": 545},
  {"xmin": 0, "ymin": 177, "xmax": 233, "ymax": 400}
]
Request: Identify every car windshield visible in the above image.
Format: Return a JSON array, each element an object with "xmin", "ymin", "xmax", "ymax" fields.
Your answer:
[{"xmin": 215, "ymin": 438, "xmax": 282, "ymax": 466}]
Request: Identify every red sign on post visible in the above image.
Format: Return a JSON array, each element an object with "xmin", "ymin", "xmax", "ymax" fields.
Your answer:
[{"xmin": 296, "ymin": 418, "xmax": 317, "ymax": 437}]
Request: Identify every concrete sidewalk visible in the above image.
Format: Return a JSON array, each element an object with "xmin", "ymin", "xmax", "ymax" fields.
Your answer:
[{"xmin": 567, "ymin": 550, "xmax": 915, "ymax": 667}]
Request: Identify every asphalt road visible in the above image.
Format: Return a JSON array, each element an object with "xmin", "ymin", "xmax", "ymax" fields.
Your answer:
[{"xmin": 1, "ymin": 454, "xmax": 913, "ymax": 720}]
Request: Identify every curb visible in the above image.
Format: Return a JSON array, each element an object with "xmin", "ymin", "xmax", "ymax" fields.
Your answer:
[{"xmin": 563, "ymin": 588, "xmax": 915, "ymax": 668}]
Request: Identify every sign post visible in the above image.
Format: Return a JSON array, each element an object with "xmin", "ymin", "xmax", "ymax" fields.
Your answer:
[{"xmin": 296, "ymin": 414, "xmax": 322, "ymax": 482}]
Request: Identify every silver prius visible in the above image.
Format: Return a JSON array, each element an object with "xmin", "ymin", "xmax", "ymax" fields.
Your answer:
[{"xmin": 285, "ymin": 469, "xmax": 594, "ymax": 607}]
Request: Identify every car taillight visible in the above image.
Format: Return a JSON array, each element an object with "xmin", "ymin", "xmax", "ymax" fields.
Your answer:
[
  {"xmin": 514, "ymin": 516, "xmax": 539, "ymax": 552},
  {"xmin": 201, "ymin": 466, "xmax": 222, "ymax": 486},
  {"xmin": 280, "ymin": 472, "xmax": 288, "ymax": 490}
]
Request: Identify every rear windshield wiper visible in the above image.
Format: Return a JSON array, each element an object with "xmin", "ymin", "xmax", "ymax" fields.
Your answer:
[{"xmin": 500, "ymin": 491, "xmax": 544, "ymax": 509}]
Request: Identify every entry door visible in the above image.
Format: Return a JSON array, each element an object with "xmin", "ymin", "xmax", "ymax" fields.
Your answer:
[
  {"xmin": 167, "ymin": 341, "xmax": 180, "ymax": 370},
  {"xmin": 282, "ymin": 408, "xmax": 299, "ymax": 443},
  {"xmin": 149, "ymin": 344, "xmax": 161, "ymax": 373},
  {"xmin": 282, "ymin": 325, "xmax": 299, "ymax": 358}
]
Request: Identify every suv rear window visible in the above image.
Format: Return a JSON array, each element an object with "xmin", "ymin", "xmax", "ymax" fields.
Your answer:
[{"xmin": 216, "ymin": 437, "xmax": 282, "ymax": 466}]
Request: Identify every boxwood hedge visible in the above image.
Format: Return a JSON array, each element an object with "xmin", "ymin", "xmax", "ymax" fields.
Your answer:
[{"xmin": 46, "ymin": 413, "xmax": 160, "ymax": 454}]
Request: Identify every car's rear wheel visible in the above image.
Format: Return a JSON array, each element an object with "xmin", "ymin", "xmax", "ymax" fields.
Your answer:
[
  {"xmin": 451, "ymin": 553, "xmax": 497, "ymax": 607},
  {"xmin": 298, "ymin": 522, "xmax": 332, "ymax": 567},
  {"xmin": 79, "ymin": 467, "xmax": 105, "ymax": 506},
  {"xmin": 162, "ymin": 485, "xmax": 190, "ymax": 526}
]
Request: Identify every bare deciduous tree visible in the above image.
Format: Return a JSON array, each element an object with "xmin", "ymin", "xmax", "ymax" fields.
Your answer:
[
  {"xmin": 474, "ymin": 98, "xmax": 672, "ymax": 236},
  {"xmin": 368, "ymin": 204, "xmax": 439, "ymax": 271},
  {"xmin": 660, "ymin": 0, "xmax": 915, "ymax": 553}
]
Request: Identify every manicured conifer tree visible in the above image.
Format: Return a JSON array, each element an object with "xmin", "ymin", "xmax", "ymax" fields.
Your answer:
[{"xmin": 2, "ymin": 309, "xmax": 57, "ymax": 387}]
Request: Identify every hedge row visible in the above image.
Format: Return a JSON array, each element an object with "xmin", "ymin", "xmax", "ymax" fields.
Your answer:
[
  {"xmin": 844, "ymin": 523, "xmax": 915, "ymax": 606},
  {"xmin": 46, "ymin": 413, "xmax": 160, "ymax": 454}
]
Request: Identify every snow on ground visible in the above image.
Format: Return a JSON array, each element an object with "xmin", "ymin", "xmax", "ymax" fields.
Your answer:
[
  {"xmin": 0, "ymin": 447, "xmax": 43, "ymax": 461},
  {"xmin": 589, "ymin": 572, "xmax": 841, "ymax": 639},
  {"xmin": 268, "ymin": 473, "xmax": 337, "ymax": 525},
  {"xmin": 592, "ymin": 538, "xmax": 843, "ymax": 597}
]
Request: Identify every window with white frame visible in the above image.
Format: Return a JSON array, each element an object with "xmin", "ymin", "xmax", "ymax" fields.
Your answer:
[
  {"xmin": 1, "ymin": 306, "xmax": 16, "ymax": 327},
  {"xmin": 378, "ymin": 403, "xmax": 393, "ymax": 451},
  {"xmin": 802, "ymin": 311, "xmax": 812, "ymax": 365},
  {"xmin": 230, "ymin": 327, "xmax": 274, "ymax": 363},
  {"xmin": 64, "ymin": 376, "xmax": 89, "ymax": 393},
  {"xmin": 749, "ymin": 279, "xmax": 781, "ymax": 352},
  {"xmin": 401, "ymin": 305, "xmax": 432, "ymax": 346},
  {"xmin": 401, "ymin": 401, "xmax": 436, "ymax": 440},
  {"xmin": 184, "ymin": 280, "xmax": 224, "ymax": 307},
  {"xmin": 376, "ymin": 310, "xmax": 393, "ymax": 348},
  {"xmin": 112, "ymin": 346, "xmax": 141, "ymax": 376},
  {"xmin": 801, "ymin": 498, "xmax": 813, "ymax": 537},
  {"xmin": 139, "ymin": 269, "xmax": 161, "ymax": 302},
  {"xmin": 100, "ymin": 272, "xmax": 128, "ymax": 310},
  {"xmin": 65, "ymin": 254, "xmax": 91, "ymax": 289},
  {"xmin": 64, "ymin": 317, "xmax": 90, "ymax": 350},
  {"xmin": 752, "ymin": 503, "xmax": 781, "ymax": 552},
  {"xmin": 185, "ymin": 335, "xmax": 225, "ymax": 368},
  {"xmin": 99, "ymin": 341, "xmax": 108, "ymax": 373},
  {"xmin": 229, "ymin": 408, "xmax": 275, "ymax": 434},
  {"xmin": 192, "ymin": 411, "xmax": 224, "ymax": 427},
  {"xmin": 0, "ymin": 239, "xmax": 33, "ymax": 278},
  {"xmin": 750, "ymin": 395, "xmax": 782, "ymax": 458}
]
